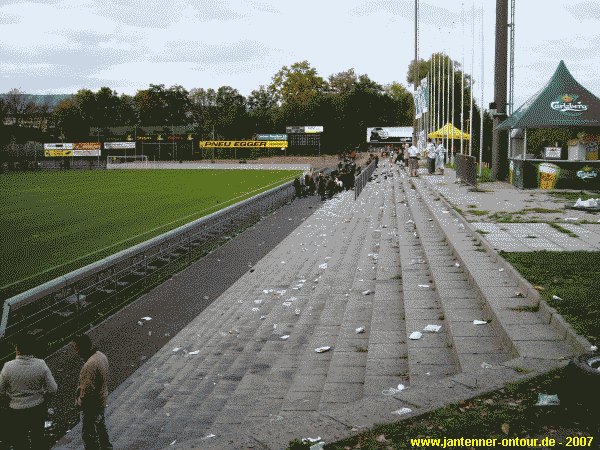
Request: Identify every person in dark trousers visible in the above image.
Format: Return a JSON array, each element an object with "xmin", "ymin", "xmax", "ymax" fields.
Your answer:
[
  {"xmin": 308, "ymin": 176, "xmax": 316, "ymax": 195},
  {"xmin": 318, "ymin": 178, "xmax": 327, "ymax": 201},
  {"xmin": 72, "ymin": 334, "xmax": 113, "ymax": 450},
  {"xmin": 0, "ymin": 333, "xmax": 57, "ymax": 449},
  {"xmin": 293, "ymin": 177, "xmax": 302, "ymax": 198}
]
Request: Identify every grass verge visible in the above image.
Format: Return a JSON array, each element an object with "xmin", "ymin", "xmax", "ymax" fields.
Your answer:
[
  {"xmin": 503, "ymin": 251, "xmax": 599, "ymax": 343},
  {"xmin": 321, "ymin": 367, "xmax": 598, "ymax": 450}
]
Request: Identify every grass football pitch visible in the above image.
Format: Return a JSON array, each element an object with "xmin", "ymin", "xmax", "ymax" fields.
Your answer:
[{"xmin": 0, "ymin": 169, "xmax": 301, "ymax": 299}]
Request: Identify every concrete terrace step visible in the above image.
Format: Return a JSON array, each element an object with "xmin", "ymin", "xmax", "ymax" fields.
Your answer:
[
  {"xmin": 412, "ymin": 175, "xmax": 580, "ymax": 361},
  {"xmin": 398, "ymin": 173, "xmax": 513, "ymax": 375},
  {"xmin": 393, "ymin": 177, "xmax": 457, "ymax": 386}
]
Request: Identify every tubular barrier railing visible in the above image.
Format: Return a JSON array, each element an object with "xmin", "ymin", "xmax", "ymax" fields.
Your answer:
[
  {"xmin": 0, "ymin": 181, "xmax": 296, "ymax": 356},
  {"xmin": 354, "ymin": 160, "xmax": 377, "ymax": 200}
]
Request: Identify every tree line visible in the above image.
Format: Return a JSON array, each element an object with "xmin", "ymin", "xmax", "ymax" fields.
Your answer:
[
  {"xmin": 0, "ymin": 61, "xmax": 415, "ymax": 151},
  {"xmin": 1, "ymin": 56, "xmax": 495, "ymax": 159}
]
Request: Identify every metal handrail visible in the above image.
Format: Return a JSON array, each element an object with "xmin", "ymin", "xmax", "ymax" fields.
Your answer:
[{"xmin": 354, "ymin": 160, "xmax": 377, "ymax": 200}]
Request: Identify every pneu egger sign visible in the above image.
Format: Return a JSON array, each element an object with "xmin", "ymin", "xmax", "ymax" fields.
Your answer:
[{"xmin": 199, "ymin": 140, "xmax": 288, "ymax": 148}]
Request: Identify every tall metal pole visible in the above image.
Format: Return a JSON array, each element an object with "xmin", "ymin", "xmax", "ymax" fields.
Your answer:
[
  {"xmin": 430, "ymin": 56, "xmax": 433, "ymax": 140},
  {"xmin": 446, "ymin": 54, "xmax": 451, "ymax": 162},
  {"xmin": 413, "ymin": 0, "xmax": 419, "ymax": 146},
  {"xmin": 479, "ymin": 5, "xmax": 485, "ymax": 177},
  {"xmin": 437, "ymin": 52, "xmax": 441, "ymax": 139},
  {"xmin": 442, "ymin": 53, "xmax": 446, "ymax": 150},
  {"xmin": 491, "ymin": 0, "xmax": 509, "ymax": 180},
  {"xmin": 508, "ymin": 0, "xmax": 516, "ymax": 158},
  {"xmin": 469, "ymin": 1, "xmax": 475, "ymax": 157},
  {"xmin": 460, "ymin": 2, "xmax": 465, "ymax": 155}
]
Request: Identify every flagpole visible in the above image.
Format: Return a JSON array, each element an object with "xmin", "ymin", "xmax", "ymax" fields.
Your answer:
[
  {"xmin": 461, "ymin": 1, "xmax": 465, "ymax": 155},
  {"xmin": 442, "ymin": 52, "xmax": 446, "ymax": 150},
  {"xmin": 447, "ymin": 53, "xmax": 451, "ymax": 163},
  {"xmin": 469, "ymin": 1, "xmax": 475, "ymax": 157},
  {"xmin": 479, "ymin": 6, "xmax": 485, "ymax": 177}
]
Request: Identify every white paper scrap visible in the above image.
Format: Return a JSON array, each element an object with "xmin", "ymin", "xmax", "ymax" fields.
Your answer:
[
  {"xmin": 172, "ymin": 347, "xmax": 182, "ymax": 352},
  {"xmin": 473, "ymin": 320, "xmax": 489, "ymax": 325},
  {"xmin": 481, "ymin": 362, "xmax": 493, "ymax": 369},
  {"xmin": 319, "ymin": 263, "xmax": 328, "ymax": 269},
  {"xmin": 315, "ymin": 346, "xmax": 331, "ymax": 353},
  {"xmin": 409, "ymin": 331, "xmax": 423, "ymax": 340},
  {"xmin": 418, "ymin": 284, "xmax": 430, "ymax": 288},
  {"xmin": 392, "ymin": 407, "xmax": 412, "ymax": 415},
  {"xmin": 552, "ymin": 295, "xmax": 562, "ymax": 301},
  {"xmin": 141, "ymin": 317, "xmax": 152, "ymax": 321},
  {"xmin": 188, "ymin": 350, "xmax": 200, "ymax": 355},
  {"xmin": 355, "ymin": 327, "xmax": 366, "ymax": 334},
  {"xmin": 280, "ymin": 335, "xmax": 290, "ymax": 340},
  {"xmin": 423, "ymin": 324, "xmax": 442, "ymax": 333}
]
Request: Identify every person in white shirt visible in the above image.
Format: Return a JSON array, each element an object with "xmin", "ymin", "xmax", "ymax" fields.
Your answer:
[
  {"xmin": 407, "ymin": 144, "xmax": 420, "ymax": 177},
  {"xmin": 435, "ymin": 142, "xmax": 446, "ymax": 174},
  {"xmin": 426, "ymin": 140, "xmax": 436, "ymax": 174},
  {"xmin": 0, "ymin": 333, "xmax": 57, "ymax": 449}
]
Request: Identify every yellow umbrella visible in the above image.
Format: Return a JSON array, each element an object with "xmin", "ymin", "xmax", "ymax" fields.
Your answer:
[{"xmin": 428, "ymin": 123, "xmax": 470, "ymax": 140}]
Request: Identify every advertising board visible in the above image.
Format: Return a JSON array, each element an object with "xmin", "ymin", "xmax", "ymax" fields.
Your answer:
[
  {"xmin": 199, "ymin": 141, "xmax": 288, "ymax": 148},
  {"xmin": 366, "ymin": 127, "xmax": 413, "ymax": 143}
]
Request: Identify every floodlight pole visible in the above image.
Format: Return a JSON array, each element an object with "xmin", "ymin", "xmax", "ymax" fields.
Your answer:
[{"xmin": 491, "ymin": 0, "xmax": 509, "ymax": 180}]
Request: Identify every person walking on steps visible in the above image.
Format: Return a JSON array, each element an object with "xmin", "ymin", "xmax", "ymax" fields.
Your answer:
[
  {"xmin": 72, "ymin": 334, "xmax": 113, "ymax": 450},
  {"xmin": 426, "ymin": 139, "xmax": 436, "ymax": 174},
  {"xmin": 408, "ymin": 143, "xmax": 420, "ymax": 177},
  {"xmin": 435, "ymin": 141, "xmax": 446, "ymax": 175}
]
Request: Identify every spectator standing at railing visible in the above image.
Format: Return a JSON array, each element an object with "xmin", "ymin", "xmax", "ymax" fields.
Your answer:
[
  {"xmin": 0, "ymin": 333, "xmax": 57, "ymax": 450},
  {"xmin": 72, "ymin": 334, "xmax": 113, "ymax": 450}
]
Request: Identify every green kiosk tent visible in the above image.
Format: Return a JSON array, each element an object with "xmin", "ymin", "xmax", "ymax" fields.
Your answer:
[{"xmin": 498, "ymin": 60, "xmax": 600, "ymax": 189}]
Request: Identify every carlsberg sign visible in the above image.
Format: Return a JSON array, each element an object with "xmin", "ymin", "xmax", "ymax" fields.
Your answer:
[{"xmin": 550, "ymin": 94, "xmax": 588, "ymax": 116}]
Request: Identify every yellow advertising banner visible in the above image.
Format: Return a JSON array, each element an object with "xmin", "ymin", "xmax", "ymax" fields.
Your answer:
[
  {"xmin": 45, "ymin": 149, "xmax": 72, "ymax": 157},
  {"xmin": 199, "ymin": 140, "xmax": 288, "ymax": 148},
  {"xmin": 74, "ymin": 142, "xmax": 101, "ymax": 150}
]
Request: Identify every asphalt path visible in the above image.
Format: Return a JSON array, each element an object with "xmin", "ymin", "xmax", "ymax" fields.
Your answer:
[{"xmin": 1, "ymin": 194, "xmax": 322, "ymax": 449}]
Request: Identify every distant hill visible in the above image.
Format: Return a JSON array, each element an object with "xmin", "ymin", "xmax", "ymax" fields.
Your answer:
[{"xmin": 0, "ymin": 93, "xmax": 72, "ymax": 109}]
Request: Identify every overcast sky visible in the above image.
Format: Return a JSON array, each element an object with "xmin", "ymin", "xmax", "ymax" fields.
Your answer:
[{"xmin": 1, "ymin": 0, "xmax": 599, "ymax": 109}]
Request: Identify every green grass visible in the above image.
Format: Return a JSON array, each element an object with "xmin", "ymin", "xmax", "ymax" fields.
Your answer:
[
  {"xmin": 469, "ymin": 209, "xmax": 490, "ymax": 216},
  {"xmin": 0, "ymin": 169, "xmax": 300, "ymax": 298},
  {"xmin": 477, "ymin": 165, "xmax": 494, "ymax": 183},
  {"xmin": 503, "ymin": 251, "xmax": 600, "ymax": 343},
  {"xmin": 548, "ymin": 222, "xmax": 579, "ymax": 238},
  {"xmin": 517, "ymin": 207, "xmax": 562, "ymax": 214},
  {"xmin": 548, "ymin": 191, "xmax": 600, "ymax": 201}
]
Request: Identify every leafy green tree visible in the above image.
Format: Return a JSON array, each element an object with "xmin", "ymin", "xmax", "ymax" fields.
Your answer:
[
  {"xmin": 189, "ymin": 87, "xmax": 217, "ymax": 138},
  {"xmin": 247, "ymin": 85, "xmax": 277, "ymax": 133},
  {"xmin": 53, "ymin": 96, "xmax": 87, "ymax": 139},
  {"xmin": 4, "ymin": 88, "xmax": 37, "ymax": 127},
  {"xmin": 328, "ymin": 68, "xmax": 358, "ymax": 95},
  {"xmin": 270, "ymin": 61, "xmax": 326, "ymax": 106},
  {"xmin": 215, "ymin": 86, "xmax": 247, "ymax": 138}
]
